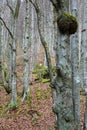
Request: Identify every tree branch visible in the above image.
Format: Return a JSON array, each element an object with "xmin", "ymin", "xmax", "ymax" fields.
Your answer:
[{"xmin": 0, "ymin": 17, "xmax": 13, "ymax": 39}]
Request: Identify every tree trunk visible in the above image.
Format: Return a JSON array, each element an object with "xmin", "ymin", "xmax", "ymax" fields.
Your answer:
[
  {"xmin": 22, "ymin": 0, "xmax": 30, "ymax": 101},
  {"xmin": 81, "ymin": 0, "xmax": 87, "ymax": 129},
  {"xmin": 50, "ymin": 0, "xmax": 75, "ymax": 129},
  {"xmin": 7, "ymin": 0, "xmax": 21, "ymax": 106},
  {"xmin": 70, "ymin": 0, "xmax": 80, "ymax": 129}
]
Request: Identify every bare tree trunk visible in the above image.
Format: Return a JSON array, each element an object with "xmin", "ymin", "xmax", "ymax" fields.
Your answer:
[
  {"xmin": 7, "ymin": 0, "xmax": 21, "ymax": 106},
  {"xmin": 22, "ymin": 0, "xmax": 30, "ymax": 101},
  {"xmin": 29, "ymin": 4, "xmax": 35, "ymax": 83},
  {"xmin": 70, "ymin": 0, "xmax": 80, "ymax": 129},
  {"xmin": 81, "ymin": 0, "xmax": 87, "ymax": 129},
  {"xmin": 0, "ymin": 1, "xmax": 4, "ymax": 82},
  {"xmin": 11, "ymin": 19, "xmax": 17, "ymax": 105},
  {"xmin": 0, "ymin": 0, "xmax": 11, "ymax": 94},
  {"xmin": 50, "ymin": 0, "xmax": 75, "ymax": 129}
]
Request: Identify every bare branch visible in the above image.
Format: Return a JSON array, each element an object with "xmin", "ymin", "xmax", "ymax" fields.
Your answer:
[{"xmin": 0, "ymin": 17, "xmax": 13, "ymax": 39}]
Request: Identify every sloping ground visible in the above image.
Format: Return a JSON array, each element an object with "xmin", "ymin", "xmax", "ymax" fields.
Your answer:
[
  {"xmin": 0, "ymin": 81, "xmax": 55, "ymax": 130},
  {"xmin": 0, "ymin": 84, "xmax": 86, "ymax": 130},
  {"xmin": 0, "ymin": 81, "xmax": 86, "ymax": 130},
  {"xmin": 0, "ymin": 47, "xmax": 86, "ymax": 130}
]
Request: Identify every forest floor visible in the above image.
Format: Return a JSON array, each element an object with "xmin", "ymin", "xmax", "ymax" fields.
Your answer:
[
  {"xmin": 0, "ymin": 48, "xmax": 55, "ymax": 130},
  {"xmin": 0, "ymin": 80, "xmax": 55, "ymax": 130},
  {"xmin": 0, "ymin": 47, "xmax": 86, "ymax": 130},
  {"xmin": 0, "ymin": 75, "xmax": 86, "ymax": 130}
]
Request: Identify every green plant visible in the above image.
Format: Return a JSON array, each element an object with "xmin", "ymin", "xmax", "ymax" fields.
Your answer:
[
  {"xmin": 0, "ymin": 106, "xmax": 5, "ymax": 116},
  {"xmin": 41, "ymin": 78, "xmax": 50, "ymax": 83},
  {"xmin": 46, "ymin": 128, "xmax": 51, "ymax": 130},
  {"xmin": 37, "ymin": 111, "xmax": 43, "ymax": 116},
  {"xmin": 45, "ymin": 93, "xmax": 49, "ymax": 99},
  {"xmin": 47, "ymin": 87, "xmax": 52, "ymax": 93},
  {"xmin": 26, "ymin": 92, "xmax": 32, "ymax": 107},
  {"xmin": 16, "ymin": 108, "xmax": 22, "ymax": 115},
  {"xmin": 80, "ymin": 87, "xmax": 84, "ymax": 93},
  {"xmin": 36, "ymin": 90, "xmax": 42, "ymax": 100},
  {"xmin": 8, "ymin": 102, "xmax": 18, "ymax": 109},
  {"xmin": 33, "ymin": 63, "xmax": 56, "ymax": 82}
]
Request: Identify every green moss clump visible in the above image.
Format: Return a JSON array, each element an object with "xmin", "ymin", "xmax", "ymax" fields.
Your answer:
[
  {"xmin": 41, "ymin": 78, "xmax": 50, "ymax": 83},
  {"xmin": 8, "ymin": 102, "xmax": 18, "ymax": 109},
  {"xmin": 33, "ymin": 64, "xmax": 56, "ymax": 82},
  {"xmin": 36, "ymin": 90, "xmax": 42, "ymax": 100},
  {"xmin": 58, "ymin": 13, "xmax": 78, "ymax": 35}
]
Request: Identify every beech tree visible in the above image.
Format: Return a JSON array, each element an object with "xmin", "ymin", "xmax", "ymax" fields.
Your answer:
[
  {"xmin": 70, "ymin": 0, "xmax": 80, "ymax": 129},
  {"xmin": 7, "ymin": 0, "xmax": 21, "ymax": 106},
  {"xmin": 29, "ymin": 0, "xmax": 78, "ymax": 129},
  {"xmin": 81, "ymin": 0, "xmax": 87, "ymax": 129},
  {"xmin": 22, "ymin": 0, "xmax": 30, "ymax": 101}
]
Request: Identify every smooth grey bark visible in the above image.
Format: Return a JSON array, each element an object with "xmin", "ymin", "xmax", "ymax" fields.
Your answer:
[
  {"xmin": 0, "ymin": 1, "xmax": 4, "ymax": 80},
  {"xmin": 7, "ymin": 0, "xmax": 21, "ymax": 105},
  {"xmin": 81, "ymin": 0, "xmax": 87, "ymax": 129},
  {"xmin": 29, "ymin": 4, "xmax": 35, "ymax": 83},
  {"xmin": 70, "ymin": 0, "xmax": 80, "ymax": 129},
  {"xmin": 11, "ymin": 19, "xmax": 17, "ymax": 105},
  {"xmin": 0, "ymin": 1, "xmax": 11, "ymax": 93},
  {"xmin": 22, "ymin": 0, "xmax": 30, "ymax": 101},
  {"xmin": 50, "ymin": 0, "xmax": 75, "ymax": 129}
]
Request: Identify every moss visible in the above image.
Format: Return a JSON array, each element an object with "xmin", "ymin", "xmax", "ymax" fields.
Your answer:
[
  {"xmin": 8, "ymin": 102, "xmax": 18, "ymax": 109},
  {"xmin": 36, "ymin": 91, "xmax": 42, "ymax": 100},
  {"xmin": 26, "ymin": 92, "xmax": 32, "ymax": 107},
  {"xmin": 45, "ymin": 93, "xmax": 49, "ymax": 99},
  {"xmin": 41, "ymin": 78, "xmax": 50, "ymax": 83},
  {"xmin": 33, "ymin": 64, "xmax": 56, "ymax": 82},
  {"xmin": 37, "ymin": 111, "xmax": 43, "ymax": 116},
  {"xmin": 80, "ymin": 87, "xmax": 84, "ymax": 93},
  {"xmin": 58, "ymin": 13, "xmax": 78, "ymax": 35}
]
